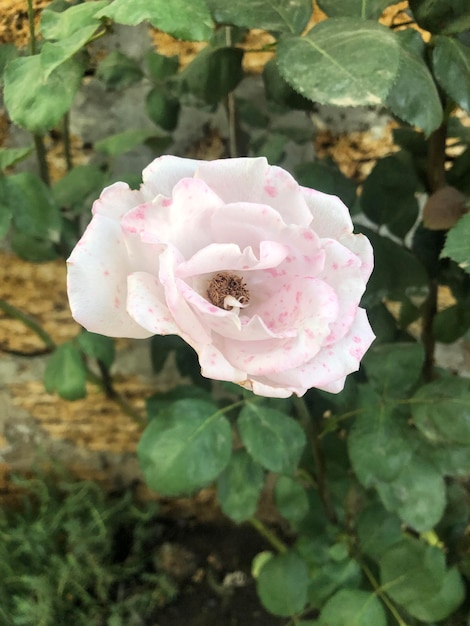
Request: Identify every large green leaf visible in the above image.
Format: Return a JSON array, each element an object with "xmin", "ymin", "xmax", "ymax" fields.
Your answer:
[
  {"xmin": 179, "ymin": 47, "xmax": 244, "ymax": 105},
  {"xmin": 137, "ymin": 399, "xmax": 232, "ymax": 495},
  {"xmin": 362, "ymin": 342, "xmax": 424, "ymax": 399},
  {"xmin": 96, "ymin": 0, "xmax": 213, "ymax": 41},
  {"xmin": 277, "ymin": 18, "xmax": 401, "ymax": 106},
  {"xmin": 432, "ymin": 300, "xmax": 470, "ymax": 342},
  {"xmin": 94, "ymin": 129, "xmax": 169, "ymax": 156},
  {"xmin": 360, "ymin": 228, "xmax": 429, "ymax": 306},
  {"xmin": 317, "ymin": 0, "xmax": 395, "ymax": 19},
  {"xmin": 0, "ymin": 146, "xmax": 33, "ymax": 171},
  {"xmin": 97, "ymin": 51, "xmax": 144, "ymax": 89},
  {"xmin": 44, "ymin": 343, "xmax": 87, "ymax": 401},
  {"xmin": 361, "ymin": 154, "xmax": 420, "ymax": 237},
  {"xmin": 40, "ymin": 26, "xmax": 98, "ymax": 79},
  {"xmin": 409, "ymin": 0, "xmax": 470, "ymax": 34},
  {"xmin": 217, "ymin": 450, "xmax": 264, "ymax": 523},
  {"xmin": 356, "ymin": 504, "xmax": 403, "ymax": 561},
  {"xmin": 6, "ymin": 172, "xmax": 61, "ymax": 241},
  {"xmin": 52, "ymin": 164, "xmax": 107, "ymax": 212},
  {"xmin": 380, "ymin": 537, "xmax": 465, "ymax": 621},
  {"xmin": 274, "ymin": 476, "xmax": 309, "ymax": 526},
  {"xmin": 411, "ymin": 377, "xmax": 470, "ymax": 445},
  {"xmin": 295, "ymin": 161, "xmax": 357, "ymax": 208},
  {"xmin": 433, "ymin": 36, "xmax": 470, "ymax": 114},
  {"xmin": 441, "ymin": 212, "xmax": 470, "ymax": 274},
  {"xmin": 4, "ymin": 55, "xmax": 83, "ymax": 133},
  {"xmin": 386, "ymin": 30, "xmax": 442, "ymax": 135},
  {"xmin": 40, "ymin": 1, "xmax": 109, "ymax": 40},
  {"xmin": 206, "ymin": 0, "xmax": 312, "ymax": 34},
  {"xmin": 238, "ymin": 404, "xmax": 306, "ymax": 474},
  {"xmin": 256, "ymin": 551, "xmax": 309, "ymax": 616},
  {"xmin": 318, "ymin": 589, "xmax": 386, "ymax": 626}
]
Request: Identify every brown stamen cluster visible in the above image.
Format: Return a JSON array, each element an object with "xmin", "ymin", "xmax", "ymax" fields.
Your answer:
[{"xmin": 207, "ymin": 272, "xmax": 250, "ymax": 310}]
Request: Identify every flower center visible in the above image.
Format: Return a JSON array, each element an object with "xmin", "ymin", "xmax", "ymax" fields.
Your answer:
[{"xmin": 207, "ymin": 272, "xmax": 250, "ymax": 310}]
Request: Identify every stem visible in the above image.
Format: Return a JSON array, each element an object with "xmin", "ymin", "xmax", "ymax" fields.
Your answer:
[
  {"xmin": 0, "ymin": 298, "xmax": 56, "ymax": 350},
  {"xmin": 294, "ymin": 396, "xmax": 337, "ymax": 524},
  {"xmin": 249, "ymin": 517, "xmax": 287, "ymax": 553},
  {"xmin": 361, "ymin": 562, "xmax": 409, "ymax": 626},
  {"xmin": 421, "ymin": 119, "xmax": 448, "ymax": 381},
  {"xmin": 62, "ymin": 112, "xmax": 73, "ymax": 172},
  {"xmin": 27, "ymin": 0, "xmax": 51, "ymax": 186},
  {"xmin": 225, "ymin": 26, "xmax": 238, "ymax": 158}
]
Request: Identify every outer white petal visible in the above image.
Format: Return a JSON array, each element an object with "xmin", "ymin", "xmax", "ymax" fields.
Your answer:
[
  {"xmin": 127, "ymin": 272, "xmax": 179, "ymax": 335},
  {"xmin": 140, "ymin": 155, "xmax": 199, "ymax": 200},
  {"xmin": 66, "ymin": 214, "xmax": 151, "ymax": 338},
  {"xmin": 196, "ymin": 157, "xmax": 312, "ymax": 226},
  {"xmin": 301, "ymin": 187, "xmax": 354, "ymax": 239},
  {"xmin": 339, "ymin": 231, "xmax": 374, "ymax": 282},
  {"xmin": 92, "ymin": 182, "xmax": 145, "ymax": 219}
]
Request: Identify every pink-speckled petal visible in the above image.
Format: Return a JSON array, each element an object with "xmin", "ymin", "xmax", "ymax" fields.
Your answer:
[
  {"xmin": 140, "ymin": 155, "xmax": 199, "ymax": 200},
  {"xmin": 92, "ymin": 182, "xmax": 145, "ymax": 219},
  {"xmin": 198, "ymin": 344, "xmax": 246, "ymax": 383},
  {"xmin": 127, "ymin": 272, "xmax": 179, "ymax": 335},
  {"xmin": 177, "ymin": 240, "xmax": 288, "ymax": 279},
  {"xmin": 339, "ymin": 232, "xmax": 374, "ymax": 282},
  {"xmin": 67, "ymin": 214, "xmax": 151, "ymax": 338},
  {"xmin": 158, "ymin": 246, "xmax": 212, "ymax": 344},
  {"xmin": 195, "ymin": 157, "xmax": 312, "ymax": 226},
  {"xmin": 301, "ymin": 187, "xmax": 354, "ymax": 239},
  {"xmin": 266, "ymin": 308, "xmax": 375, "ymax": 393}
]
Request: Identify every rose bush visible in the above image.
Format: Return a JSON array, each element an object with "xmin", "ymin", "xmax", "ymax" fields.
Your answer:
[{"xmin": 67, "ymin": 156, "xmax": 374, "ymax": 397}]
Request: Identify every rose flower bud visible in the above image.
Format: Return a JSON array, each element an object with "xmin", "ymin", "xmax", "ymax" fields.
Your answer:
[{"xmin": 67, "ymin": 156, "xmax": 375, "ymax": 398}]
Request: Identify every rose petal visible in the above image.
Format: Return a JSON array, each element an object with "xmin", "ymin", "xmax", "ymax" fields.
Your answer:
[
  {"xmin": 198, "ymin": 343, "xmax": 246, "ymax": 383},
  {"xmin": 92, "ymin": 182, "xmax": 144, "ymax": 220},
  {"xmin": 302, "ymin": 187, "xmax": 354, "ymax": 239},
  {"xmin": 339, "ymin": 232, "xmax": 374, "ymax": 282},
  {"xmin": 67, "ymin": 214, "xmax": 151, "ymax": 338},
  {"xmin": 127, "ymin": 272, "xmax": 179, "ymax": 335},
  {"xmin": 141, "ymin": 155, "xmax": 199, "ymax": 200},
  {"xmin": 196, "ymin": 157, "xmax": 312, "ymax": 226}
]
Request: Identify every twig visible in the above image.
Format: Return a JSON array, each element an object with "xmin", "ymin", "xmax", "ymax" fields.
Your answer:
[
  {"xmin": 361, "ymin": 561, "xmax": 409, "ymax": 626},
  {"xmin": 0, "ymin": 298, "xmax": 56, "ymax": 350},
  {"xmin": 249, "ymin": 517, "xmax": 287, "ymax": 553},
  {"xmin": 225, "ymin": 27, "xmax": 238, "ymax": 158}
]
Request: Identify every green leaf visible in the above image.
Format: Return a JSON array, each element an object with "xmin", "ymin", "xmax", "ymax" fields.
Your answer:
[
  {"xmin": 441, "ymin": 212, "xmax": 470, "ymax": 274},
  {"xmin": 263, "ymin": 58, "xmax": 312, "ymax": 111},
  {"xmin": 6, "ymin": 172, "xmax": 61, "ymax": 240},
  {"xmin": 207, "ymin": 0, "xmax": 312, "ymax": 34},
  {"xmin": 44, "ymin": 343, "xmax": 87, "ymax": 401},
  {"xmin": 11, "ymin": 231, "xmax": 59, "ymax": 262},
  {"xmin": 0, "ymin": 203, "xmax": 12, "ymax": 240},
  {"xmin": 144, "ymin": 51, "xmax": 179, "ymax": 82},
  {"xmin": 52, "ymin": 165, "xmax": 107, "ymax": 212},
  {"xmin": 360, "ymin": 227, "xmax": 429, "ymax": 307},
  {"xmin": 424, "ymin": 441, "xmax": 470, "ymax": 478},
  {"xmin": 97, "ymin": 51, "xmax": 144, "ymax": 89},
  {"xmin": 319, "ymin": 589, "xmax": 386, "ymax": 626},
  {"xmin": 356, "ymin": 504, "xmax": 403, "ymax": 560},
  {"xmin": 217, "ymin": 450, "xmax": 264, "ymax": 523},
  {"xmin": 96, "ymin": 0, "xmax": 213, "ymax": 41},
  {"xmin": 94, "ymin": 129, "xmax": 169, "ymax": 156},
  {"xmin": 386, "ymin": 30, "xmax": 442, "ymax": 136},
  {"xmin": 179, "ymin": 47, "xmax": 243, "ymax": 105},
  {"xmin": 274, "ymin": 476, "xmax": 309, "ymax": 526},
  {"xmin": 237, "ymin": 98, "xmax": 269, "ymax": 128},
  {"xmin": 348, "ymin": 387, "xmax": 415, "ymax": 487},
  {"xmin": 316, "ymin": 0, "xmax": 394, "ymax": 19},
  {"xmin": 238, "ymin": 404, "xmax": 306, "ymax": 474},
  {"xmin": 137, "ymin": 399, "xmax": 232, "ymax": 495},
  {"xmin": 433, "ymin": 36, "xmax": 470, "ymax": 114},
  {"xmin": 251, "ymin": 132, "xmax": 287, "ymax": 164},
  {"xmin": 256, "ymin": 550, "xmax": 309, "ymax": 616},
  {"xmin": 377, "ymin": 456, "xmax": 446, "ymax": 531},
  {"xmin": 4, "ymin": 55, "xmax": 83, "ymax": 133},
  {"xmin": 76, "ymin": 331, "xmax": 115, "ymax": 369},
  {"xmin": 361, "ymin": 154, "xmax": 420, "ymax": 237},
  {"xmin": 40, "ymin": 25, "xmax": 99, "ymax": 79},
  {"xmin": 0, "ymin": 146, "xmax": 33, "ymax": 171},
  {"xmin": 295, "ymin": 161, "xmax": 357, "ymax": 209},
  {"xmin": 145, "ymin": 88, "xmax": 180, "ymax": 131},
  {"xmin": 380, "ymin": 537, "xmax": 465, "ymax": 621},
  {"xmin": 362, "ymin": 342, "xmax": 424, "ymax": 399},
  {"xmin": 0, "ymin": 43, "xmax": 18, "ymax": 79},
  {"xmin": 411, "ymin": 377, "xmax": 470, "ymax": 445},
  {"xmin": 146, "ymin": 385, "xmax": 212, "ymax": 418},
  {"xmin": 277, "ymin": 18, "xmax": 401, "ymax": 107},
  {"xmin": 40, "ymin": 1, "xmax": 108, "ymax": 40},
  {"xmin": 409, "ymin": 0, "xmax": 470, "ymax": 34}
]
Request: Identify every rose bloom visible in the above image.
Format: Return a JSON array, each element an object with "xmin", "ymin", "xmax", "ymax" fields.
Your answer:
[{"xmin": 67, "ymin": 156, "xmax": 375, "ymax": 398}]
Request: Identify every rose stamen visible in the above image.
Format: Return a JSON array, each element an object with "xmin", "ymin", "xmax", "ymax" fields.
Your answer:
[{"xmin": 207, "ymin": 272, "xmax": 250, "ymax": 310}]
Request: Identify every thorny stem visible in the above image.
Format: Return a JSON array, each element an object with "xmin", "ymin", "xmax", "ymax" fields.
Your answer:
[
  {"xmin": 361, "ymin": 561, "xmax": 409, "ymax": 626},
  {"xmin": 294, "ymin": 396, "xmax": 337, "ymax": 524},
  {"xmin": 249, "ymin": 517, "xmax": 287, "ymax": 553},
  {"xmin": 225, "ymin": 27, "xmax": 238, "ymax": 158},
  {"xmin": 421, "ymin": 118, "xmax": 448, "ymax": 382},
  {"xmin": 62, "ymin": 112, "xmax": 73, "ymax": 172},
  {"xmin": 27, "ymin": 0, "xmax": 51, "ymax": 186},
  {"xmin": 0, "ymin": 298, "xmax": 145, "ymax": 425}
]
